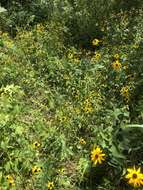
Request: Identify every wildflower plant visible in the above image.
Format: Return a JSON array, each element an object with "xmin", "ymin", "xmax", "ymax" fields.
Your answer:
[{"xmin": 0, "ymin": 1, "xmax": 143, "ymax": 190}]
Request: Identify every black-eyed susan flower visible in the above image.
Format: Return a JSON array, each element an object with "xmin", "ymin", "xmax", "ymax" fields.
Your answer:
[
  {"xmin": 125, "ymin": 166, "xmax": 143, "ymax": 188},
  {"xmin": 6, "ymin": 175, "xmax": 14, "ymax": 181},
  {"xmin": 32, "ymin": 166, "xmax": 42, "ymax": 174},
  {"xmin": 113, "ymin": 53, "xmax": 120, "ymax": 60},
  {"xmin": 32, "ymin": 141, "xmax": 40, "ymax": 149},
  {"xmin": 79, "ymin": 138, "xmax": 86, "ymax": 145},
  {"xmin": 60, "ymin": 116, "xmax": 68, "ymax": 123},
  {"xmin": 47, "ymin": 181, "xmax": 54, "ymax": 190},
  {"xmin": 58, "ymin": 168, "xmax": 65, "ymax": 175},
  {"xmin": 91, "ymin": 52, "xmax": 101, "ymax": 62},
  {"xmin": 67, "ymin": 52, "xmax": 74, "ymax": 59},
  {"xmin": 92, "ymin": 38, "xmax": 102, "ymax": 46},
  {"xmin": 95, "ymin": 52, "xmax": 101, "ymax": 60},
  {"xmin": 91, "ymin": 146, "xmax": 105, "ymax": 165},
  {"xmin": 112, "ymin": 60, "xmax": 121, "ymax": 71},
  {"xmin": 120, "ymin": 86, "xmax": 129, "ymax": 98},
  {"xmin": 8, "ymin": 180, "xmax": 15, "ymax": 187}
]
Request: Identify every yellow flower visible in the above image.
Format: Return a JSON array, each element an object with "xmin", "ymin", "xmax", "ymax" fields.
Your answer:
[
  {"xmin": 32, "ymin": 166, "xmax": 42, "ymax": 174},
  {"xmin": 32, "ymin": 141, "xmax": 40, "ymax": 148},
  {"xmin": 91, "ymin": 146, "xmax": 105, "ymax": 165},
  {"xmin": 60, "ymin": 116, "xmax": 67, "ymax": 122},
  {"xmin": 36, "ymin": 24, "xmax": 45, "ymax": 33},
  {"xmin": 92, "ymin": 38, "xmax": 102, "ymax": 46},
  {"xmin": 4, "ymin": 40, "xmax": 14, "ymax": 48},
  {"xmin": 84, "ymin": 105, "xmax": 93, "ymax": 113},
  {"xmin": 58, "ymin": 168, "xmax": 65, "ymax": 175},
  {"xmin": 47, "ymin": 181, "xmax": 54, "ymax": 190},
  {"xmin": 73, "ymin": 58, "xmax": 80, "ymax": 64},
  {"xmin": 6, "ymin": 175, "xmax": 15, "ymax": 187},
  {"xmin": 113, "ymin": 54, "xmax": 120, "ymax": 59},
  {"xmin": 79, "ymin": 138, "xmax": 86, "ymax": 145},
  {"xmin": 63, "ymin": 74, "xmax": 70, "ymax": 80},
  {"xmin": 6, "ymin": 175, "xmax": 14, "ymax": 181},
  {"xmin": 120, "ymin": 86, "xmax": 129, "ymax": 98},
  {"xmin": 84, "ymin": 98, "xmax": 90, "ymax": 105},
  {"xmin": 8, "ymin": 180, "xmax": 15, "ymax": 187},
  {"xmin": 95, "ymin": 52, "xmax": 101, "ymax": 60},
  {"xmin": 91, "ymin": 52, "xmax": 101, "ymax": 62},
  {"xmin": 112, "ymin": 60, "xmax": 122, "ymax": 71},
  {"xmin": 125, "ymin": 166, "xmax": 143, "ymax": 188},
  {"xmin": 67, "ymin": 52, "xmax": 74, "ymax": 59}
]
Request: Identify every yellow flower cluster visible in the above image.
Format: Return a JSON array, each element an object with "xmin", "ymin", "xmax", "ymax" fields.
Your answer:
[
  {"xmin": 83, "ymin": 98, "xmax": 93, "ymax": 113},
  {"xmin": 125, "ymin": 166, "xmax": 143, "ymax": 188},
  {"xmin": 67, "ymin": 51, "xmax": 81, "ymax": 64},
  {"xmin": 1, "ymin": 32, "xmax": 14, "ymax": 49},
  {"xmin": 6, "ymin": 175, "xmax": 15, "ymax": 187},
  {"xmin": 32, "ymin": 166, "xmax": 42, "ymax": 174},
  {"xmin": 89, "ymin": 143, "xmax": 143, "ymax": 189},
  {"xmin": 17, "ymin": 31, "xmax": 33, "ymax": 39}
]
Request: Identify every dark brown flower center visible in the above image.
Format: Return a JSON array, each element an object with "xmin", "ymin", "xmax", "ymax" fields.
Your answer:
[
  {"xmin": 34, "ymin": 169, "xmax": 38, "ymax": 173},
  {"xmin": 132, "ymin": 173, "xmax": 137, "ymax": 179},
  {"xmin": 95, "ymin": 154, "xmax": 99, "ymax": 159}
]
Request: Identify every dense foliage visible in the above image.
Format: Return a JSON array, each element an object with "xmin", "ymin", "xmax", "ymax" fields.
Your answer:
[{"xmin": 0, "ymin": 0, "xmax": 143, "ymax": 189}]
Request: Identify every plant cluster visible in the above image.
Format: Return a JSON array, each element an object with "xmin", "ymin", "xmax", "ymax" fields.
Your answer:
[{"xmin": 0, "ymin": 1, "xmax": 143, "ymax": 190}]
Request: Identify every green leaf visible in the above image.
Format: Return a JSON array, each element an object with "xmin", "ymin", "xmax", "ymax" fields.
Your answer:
[
  {"xmin": 0, "ymin": 6, "xmax": 7, "ymax": 13},
  {"xmin": 110, "ymin": 144, "xmax": 125, "ymax": 159},
  {"xmin": 125, "ymin": 124, "xmax": 143, "ymax": 128}
]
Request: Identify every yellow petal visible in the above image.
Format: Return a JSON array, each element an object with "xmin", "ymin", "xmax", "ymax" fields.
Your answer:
[{"xmin": 137, "ymin": 167, "xmax": 141, "ymax": 173}]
